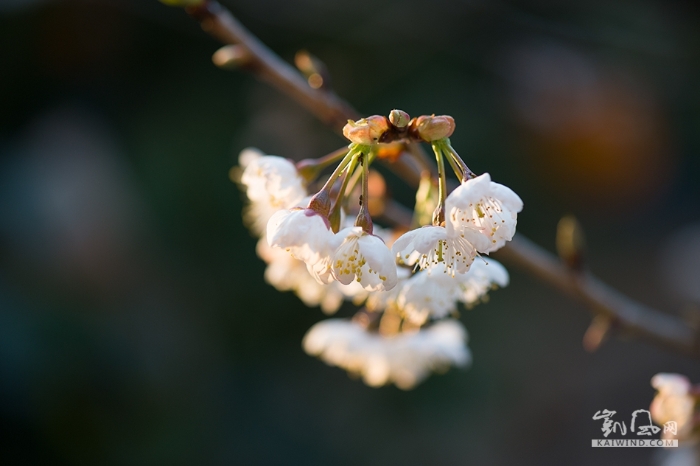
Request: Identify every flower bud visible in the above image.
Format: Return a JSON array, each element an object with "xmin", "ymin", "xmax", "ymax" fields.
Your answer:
[
  {"xmin": 389, "ymin": 109, "xmax": 410, "ymax": 128},
  {"xmin": 412, "ymin": 115, "xmax": 455, "ymax": 141},
  {"xmin": 342, "ymin": 116, "xmax": 390, "ymax": 145},
  {"xmin": 212, "ymin": 45, "xmax": 251, "ymax": 69}
]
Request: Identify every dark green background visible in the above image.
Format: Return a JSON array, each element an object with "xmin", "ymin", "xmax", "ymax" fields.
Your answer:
[{"xmin": 1, "ymin": 0, "xmax": 699, "ymax": 464}]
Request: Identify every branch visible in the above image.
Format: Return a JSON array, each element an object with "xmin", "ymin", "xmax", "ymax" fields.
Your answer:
[
  {"xmin": 493, "ymin": 235, "xmax": 698, "ymax": 357},
  {"xmin": 180, "ymin": 0, "xmax": 700, "ymax": 358},
  {"xmin": 186, "ymin": 1, "xmax": 357, "ymax": 129}
]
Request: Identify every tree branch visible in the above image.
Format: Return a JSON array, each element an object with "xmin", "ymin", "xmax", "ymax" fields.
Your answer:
[
  {"xmin": 493, "ymin": 235, "xmax": 698, "ymax": 357},
  {"xmin": 181, "ymin": 0, "xmax": 700, "ymax": 358},
  {"xmin": 187, "ymin": 1, "xmax": 357, "ymax": 129}
]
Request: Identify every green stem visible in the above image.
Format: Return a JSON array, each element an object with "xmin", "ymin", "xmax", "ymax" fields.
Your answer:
[
  {"xmin": 444, "ymin": 144, "xmax": 464, "ymax": 181},
  {"xmin": 308, "ymin": 144, "xmax": 362, "ymax": 216},
  {"xmin": 443, "ymin": 139, "xmax": 476, "ymax": 181},
  {"xmin": 344, "ymin": 145, "xmax": 377, "ymax": 206},
  {"xmin": 342, "ymin": 162, "xmax": 363, "ymax": 208},
  {"xmin": 318, "ymin": 144, "xmax": 362, "ymax": 194},
  {"xmin": 329, "ymin": 153, "xmax": 359, "ymax": 232},
  {"xmin": 354, "ymin": 146, "xmax": 375, "ymax": 234},
  {"xmin": 296, "ymin": 146, "xmax": 351, "ymax": 183},
  {"xmin": 431, "ymin": 141, "xmax": 447, "ymax": 225}
]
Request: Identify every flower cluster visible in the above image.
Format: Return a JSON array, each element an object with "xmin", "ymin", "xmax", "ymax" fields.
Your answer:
[
  {"xmin": 235, "ymin": 110, "xmax": 523, "ymax": 388},
  {"xmin": 303, "ymin": 318, "xmax": 470, "ymax": 389},
  {"xmin": 238, "ymin": 148, "xmax": 368, "ymax": 314}
]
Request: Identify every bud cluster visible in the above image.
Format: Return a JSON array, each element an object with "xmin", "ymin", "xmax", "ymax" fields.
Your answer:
[{"xmin": 342, "ymin": 110, "xmax": 457, "ymax": 145}]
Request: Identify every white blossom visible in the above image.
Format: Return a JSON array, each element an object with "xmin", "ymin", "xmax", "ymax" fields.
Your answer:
[
  {"xmin": 397, "ymin": 259, "xmax": 509, "ymax": 325},
  {"xmin": 458, "ymin": 258, "xmax": 509, "ymax": 305},
  {"xmin": 331, "ymin": 227, "xmax": 398, "ymax": 291},
  {"xmin": 240, "ymin": 150, "xmax": 305, "ymax": 208},
  {"xmin": 238, "ymin": 149, "xmax": 306, "ymax": 235},
  {"xmin": 267, "ymin": 208, "xmax": 334, "ymax": 267},
  {"xmin": 446, "ymin": 173, "xmax": 523, "ymax": 254},
  {"xmin": 303, "ymin": 318, "xmax": 470, "ymax": 389},
  {"xmin": 257, "ymin": 238, "xmax": 368, "ymax": 314},
  {"xmin": 364, "ymin": 267, "xmax": 411, "ymax": 312},
  {"xmin": 650, "ymin": 373, "xmax": 697, "ymax": 440},
  {"xmin": 398, "ymin": 263, "xmax": 463, "ymax": 325},
  {"xmin": 392, "ymin": 225, "xmax": 477, "ymax": 275}
]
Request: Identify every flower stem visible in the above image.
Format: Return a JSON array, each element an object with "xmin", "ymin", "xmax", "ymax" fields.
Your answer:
[
  {"xmin": 296, "ymin": 146, "xmax": 350, "ymax": 183},
  {"xmin": 318, "ymin": 144, "xmax": 362, "ymax": 194},
  {"xmin": 344, "ymin": 145, "xmax": 377, "ymax": 208},
  {"xmin": 443, "ymin": 144, "xmax": 464, "ymax": 181},
  {"xmin": 443, "ymin": 139, "xmax": 476, "ymax": 181},
  {"xmin": 308, "ymin": 144, "xmax": 362, "ymax": 216},
  {"xmin": 431, "ymin": 141, "xmax": 447, "ymax": 226},
  {"xmin": 329, "ymin": 152, "xmax": 359, "ymax": 232},
  {"xmin": 354, "ymin": 146, "xmax": 375, "ymax": 234}
]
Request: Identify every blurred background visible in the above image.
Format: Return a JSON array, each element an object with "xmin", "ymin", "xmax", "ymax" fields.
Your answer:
[{"xmin": 1, "ymin": 0, "xmax": 699, "ymax": 464}]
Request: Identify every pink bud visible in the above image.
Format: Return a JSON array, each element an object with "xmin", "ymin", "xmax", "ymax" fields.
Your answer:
[
  {"xmin": 342, "ymin": 115, "xmax": 390, "ymax": 145},
  {"xmin": 412, "ymin": 115, "xmax": 455, "ymax": 141}
]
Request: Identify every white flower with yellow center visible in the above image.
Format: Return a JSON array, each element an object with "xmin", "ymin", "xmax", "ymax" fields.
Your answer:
[
  {"xmin": 392, "ymin": 225, "xmax": 478, "ymax": 275},
  {"xmin": 257, "ymin": 238, "xmax": 368, "ymax": 314},
  {"xmin": 446, "ymin": 173, "xmax": 523, "ymax": 254},
  {"xmin": 331, "ymin": 227, "xmax": 398, "ymax": 291}
]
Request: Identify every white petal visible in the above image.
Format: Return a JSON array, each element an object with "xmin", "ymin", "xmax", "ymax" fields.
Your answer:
[
  {"xmin": 267, "ymin": 209, "xmax": 333, "ymax": 265},
  {"xmin": 392, "ymin": 226, "xmax": 447, "ymax": 258}
]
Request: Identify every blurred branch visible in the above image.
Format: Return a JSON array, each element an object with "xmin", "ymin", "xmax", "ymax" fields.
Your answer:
[
  {"xmin": 494, "ymin": 235, "xmax": 698, "ymax": 357},
  {"xmin": 186, "ymin": 1, "xmax": 357, "ymax": 129},
  {"xmin": 180, "ymin": 0, "xmax": 700, "ymax": 358}
]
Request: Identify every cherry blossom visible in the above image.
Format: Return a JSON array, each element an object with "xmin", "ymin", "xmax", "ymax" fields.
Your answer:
[
  {"xmin": 331, "ymin": 227, "xmax": 398, "ymax": 291},
  {"xmin": 446, "ymin": 173, "xmax": 523, "ymax": 254}
]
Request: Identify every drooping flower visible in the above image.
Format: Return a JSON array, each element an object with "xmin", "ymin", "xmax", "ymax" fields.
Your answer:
[
  {"xmin": 257, "ymin": 238, "xmax": 368, "ymax": 314},
  {"xmin": 387, "ymin": 319, "xmax": 470, "ymax": 389},
  {"xmin": 397, "ymin": 263, "xmax": 462, "ymax": 325},
  {"xmin": 237, "ymin": 149, "xmax": 307, "ymax": 235},
  {"xmin": 650, "ymin": 373, "xmax": 698, "ymax": 440},
  {"xmin": 364, "ymin": 266, "xmax": 411, "ymax": 312},
  {"xmin": 267, "ymin": 208, "xmax": 334, "ymax": 268},
  {"xmin": 394, "ymin": 259, "xmax": 509, "ymax": 325},
  {"xmin": 457, "ymin": 258, "xmax": 509, "ymax": 306},
  {"xmin": 446, "ymin": 173, "xmax": 523, "ymax": 254},
  {"xmin": 392, "ymin": 225, "xmax": 478, "ymax": 275},
  {"xmin": 302, "ymin": 318, "xmax": 470, "ymax": 389},
  {"xmin": 240, "ymin": 150, "xmax": 305, "ymax": 207},
  {"xmin": 331, "ymin": 226, "xmax": 398, "ymax": 291}
]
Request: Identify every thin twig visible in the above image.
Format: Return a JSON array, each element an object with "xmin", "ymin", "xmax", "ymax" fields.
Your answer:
[
  {"xmin": 186, "ymin": 0, "xmax": 425, "ymax": 185},
  {"xmin": 181, "ymin": 0, "xmax": 700, "ymax": 358},
  {"xmin": 187, "ymin": 1, "xmax": 357, "ymax": 129}
]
